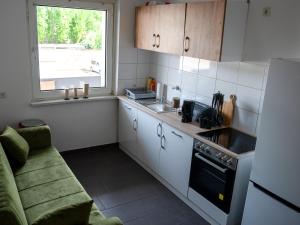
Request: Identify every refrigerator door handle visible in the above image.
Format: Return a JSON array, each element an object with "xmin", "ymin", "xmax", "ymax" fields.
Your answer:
[{"xmin": 252, "ymin": 181, "xmax": 300, "ymax": 213}]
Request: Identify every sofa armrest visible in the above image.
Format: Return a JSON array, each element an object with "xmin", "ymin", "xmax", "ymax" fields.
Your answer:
[
  {"xmin": 17, "ymin": 125, "xmax": 51, "ymax": 150},
  {"xmin": 100, "ymin": 217, "xmax": 123, "ymax": 225}
]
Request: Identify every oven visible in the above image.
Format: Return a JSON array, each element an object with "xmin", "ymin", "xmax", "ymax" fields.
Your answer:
[{"xmin": 189, "ymin": 139, "xmax": 237, "ymax": 214}]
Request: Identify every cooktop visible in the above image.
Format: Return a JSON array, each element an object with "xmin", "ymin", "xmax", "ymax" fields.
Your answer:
[{"xmin": 197, "ymin": 128, "xmax": 257, "ymax": 154}]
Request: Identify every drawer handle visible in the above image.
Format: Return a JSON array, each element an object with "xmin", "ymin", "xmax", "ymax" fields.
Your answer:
[
  {"xmin": 171, "ymin": 131, "xmax": 182, "ymax": 139},
  {"xmin": 133, "ymin": 118, "xmax": 138, "ymax": 131},
  {"xmin": 156, "ymin": 34, "xmax": 160, "ymax": 48},
  {"xmin": 194, "ymin": 153, "xmax": 228, "ymax": 173},
  {"xmin": 184, "ymin": 36, "xmax": 190, "ymax": 52},
  {"xmin": 152, "ymin": 34, "xmax": 156, "ymax": 47},
  {"xmin": 157, "ymin": 123, "xmax": 162, "ymax": 137},
  {"xmin": 125, "ymin": 105, "xmax": 132, "ymax": 110},
  {"xmin": 161, "ymin": 135, "xmax": 166, "ymax": 150}
]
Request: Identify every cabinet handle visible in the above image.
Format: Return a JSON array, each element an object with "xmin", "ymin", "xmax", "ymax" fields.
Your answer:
[
  {"xmin": 152, "ymin": 34, "xmax": 156, "ymax": 47},
  {"xmin": 184, "ymin": 36, "xmax": 190, "ymax": 52},
  {"xmin": 157, "ymin": 123, "xmax": 162, "ymax": 137},
  {"xmin": 161, "ymin": 135, "xmax": 166, "ymax": 150},
  {"xmin": 156, "ymin": 34, "xmax": 160, "ymax": 48},
  {"xmin": 171, "ymin": 131, "xmax": 183, "ymax": 139},
  {"xmin": 133, "ymin": 118, "xmax": 138, "ymax": 131},
  {"xmin": 125, "ymin": 105, "xmax": 132, "ymax": 110}
]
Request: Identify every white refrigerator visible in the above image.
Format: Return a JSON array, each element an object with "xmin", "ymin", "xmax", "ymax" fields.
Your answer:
[{"xmin": 242, "ymin": 59, "xmax": 300, "ymax": 225}]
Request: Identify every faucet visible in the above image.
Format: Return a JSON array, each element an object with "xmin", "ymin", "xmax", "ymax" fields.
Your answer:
[
  {"xmin": 159, "ymin": 96, "xmax": 165, "ymax": 104},
  {"xmin": 172, "ymin": 86, "xmax": 181, "ymax": 91}
]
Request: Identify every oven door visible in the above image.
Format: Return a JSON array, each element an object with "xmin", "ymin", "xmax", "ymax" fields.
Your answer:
[{"xmin": 189, "ymin": 151, "xmax": 236, "ymax": 213}]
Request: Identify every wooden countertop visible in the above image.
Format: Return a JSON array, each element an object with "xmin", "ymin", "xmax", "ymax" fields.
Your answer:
[{"xmin": 118, "ymin": 96, "xmax": 253, "ymax": 159}]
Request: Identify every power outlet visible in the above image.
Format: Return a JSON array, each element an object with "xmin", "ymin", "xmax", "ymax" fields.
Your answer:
[
  {"xmin": 263, "ymin": 7, "xmax": 271, "ymax": 17},
  {"xmin": 0, "ymin": 92, "xmax": 6, "ymax": 99}
]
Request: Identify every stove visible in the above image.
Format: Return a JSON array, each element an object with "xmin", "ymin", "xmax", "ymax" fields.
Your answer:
[
  {"xmin": 193, "ymin": 128, "xmax": 257, "ymax": 171},
  {"xmin": 197, "ymin": 128, "xmax": 257, "ymax": 155},
  {"xmin": 189, "ymin": 128, "xmax": 257, "ymax": 218}
]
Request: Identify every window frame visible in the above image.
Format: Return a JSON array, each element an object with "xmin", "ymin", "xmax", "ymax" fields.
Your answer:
[{"xmin": 28, "ymin": 0, "xmax": 114, "ymax": 100}]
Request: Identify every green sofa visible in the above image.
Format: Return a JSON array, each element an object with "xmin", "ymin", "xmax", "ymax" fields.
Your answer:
[{"xmin": 0, "ymin": 125, "xmax": 122, "ymax": 225}]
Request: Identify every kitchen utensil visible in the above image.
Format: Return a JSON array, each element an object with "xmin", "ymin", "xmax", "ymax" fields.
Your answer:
[
  {"xmin": 222, "ymin": 95, "xmax": 236, "ymax": 126},
  {"xmin": 156, "ymin": 82, "xmax": 163, "ymax": 100},
  {"xmin": 212, "ymin": 92, "xmax": 224, "ymax": 126}
]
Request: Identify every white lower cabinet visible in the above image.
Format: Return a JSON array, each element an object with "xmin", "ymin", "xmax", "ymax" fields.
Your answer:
[
  {"xmin": 118, "ymin": 101, "xmax": 138, "ymax": 157},
  {"xmin": 137, "ymin": 110, "xmax": 162, "ymax": 173},
  {"xmin": 118, "ymin": 101, "xmax": 193, "ymax": 197},
  {"xmin": 159, "ymin": 123, "xmax": 193, "ymax": 196}
]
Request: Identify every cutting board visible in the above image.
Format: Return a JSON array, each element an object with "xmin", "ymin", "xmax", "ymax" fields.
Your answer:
[{"xmin": 222, "ymin": 95, "xmax": 236, "ymax": 126}]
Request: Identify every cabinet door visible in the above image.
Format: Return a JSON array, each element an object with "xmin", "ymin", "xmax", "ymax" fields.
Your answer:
[
  {"xmin": 184, "ymin": 1, "xmax": 226, "ymax": 61},
  {"xmin": 135, "ymin": 6, "xmax": 156, "ymax": 51},
  {"xmin": 155, "ymin": 4, "xmax": 185, "ymax": 55},
  {"xmin": 137, "ymin": 110, "xmax": 162, "ymax": 173},
  {"xmin": 159, "ymin": 123, "xmax": 193, "ymax": 196},
  {"xmin": 118, "ymin": 101, "xmax": 138, "ymax": 157}
]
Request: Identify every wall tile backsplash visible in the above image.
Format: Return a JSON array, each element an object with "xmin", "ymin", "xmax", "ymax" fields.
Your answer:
[
  {"xmin": 118, "ymin": 49, "xmax": 152, "ymax": 93},
  {"xmin": 149, "ymin": 52, "xmax": 269, "ymax": 136}
]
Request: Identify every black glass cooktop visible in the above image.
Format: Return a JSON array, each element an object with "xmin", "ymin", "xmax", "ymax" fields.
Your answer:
[{"xmin": 197, "ymin": 128, "xmax": 257, "ymax": 154}]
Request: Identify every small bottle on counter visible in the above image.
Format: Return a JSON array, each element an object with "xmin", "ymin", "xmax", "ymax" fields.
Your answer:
[
  {"xmin": 150, "ymin": 79, "xmax": 156, "ymax": 91},
  {"xmin": 172, "ymin": 97, "xmax": 180, "ymax": 109}
]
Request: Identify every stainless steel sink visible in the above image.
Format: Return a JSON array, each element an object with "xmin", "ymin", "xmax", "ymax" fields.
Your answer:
[
  {"xmin": 146, "ymin": 103, "xmax": 175, "ymax": 113},
  {"xmin": 135, "ymin": 99, "xmax": 175, "ymax": 113}
]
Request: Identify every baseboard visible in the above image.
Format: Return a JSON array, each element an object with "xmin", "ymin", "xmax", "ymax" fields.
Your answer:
[{"xmin": 60, "ymin": 143, "xmax": 119, "ymax": 155}]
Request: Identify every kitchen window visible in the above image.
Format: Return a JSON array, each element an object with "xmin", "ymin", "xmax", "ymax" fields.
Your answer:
[{"xmin": 28, "ymin": 0, "xmax": 113, "ymax": 100}]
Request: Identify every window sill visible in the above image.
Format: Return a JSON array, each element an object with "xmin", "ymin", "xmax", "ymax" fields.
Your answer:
[{"xmin": 30, "ymin": 95, "xmax": 117, "ymax": 107}]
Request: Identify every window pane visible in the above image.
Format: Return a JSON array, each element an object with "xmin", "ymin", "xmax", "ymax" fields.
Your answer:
[{"xmin": 36, "ymin": 6, "xmax": 106, "ymax": 91}]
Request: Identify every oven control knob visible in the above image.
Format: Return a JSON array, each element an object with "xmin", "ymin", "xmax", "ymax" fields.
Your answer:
[
  {"xmin": 226, "ymin": 158, "xmax": 233, "ymax": 165},
  {"xmin": 204, "ymin": 146, "xmax": 211, "ymax": 154},
  {"xmin": 216, "ymin": 153, "xmax": 223, "ymax": 159},
  {"xmin": 221, "ymin": 155, "xmax": 228, "ymax": 161},
  {"xmin": 200, "ymin": 144, "xmax": 206, "ymax": 151}
]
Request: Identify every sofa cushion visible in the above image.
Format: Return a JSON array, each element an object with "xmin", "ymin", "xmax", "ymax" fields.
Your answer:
[
  {"xmin": 0, "ymin": 143, "xmax": 28, "ymax": 225},
  {"xmin": 18, "ymin": 175, "xmax": 93, "ymax": 225},
  {"xmin": 17, "ymin": 126, "xmax": 51, "ymax": 151},
  {"xmin": 19, "ymin": 177, "xmax": 85, "ymax": 209},
  {"xmin": 0, "ymin": 126, "xmax": 29, "ymax": 166},
  {"xmin": 14, "ymin": 146, "xmax": 64, "ymax": 176},
  {"xmin": 15, "ymin": 164, "xmax": 73, "ymax": 191},
  {"xmin": 25, "ymin": 192, "xmax": 93, "ymax": 225}
]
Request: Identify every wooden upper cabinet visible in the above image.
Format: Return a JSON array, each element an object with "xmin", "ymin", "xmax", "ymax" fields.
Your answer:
[
  {"xmin": 156, "ymin": 4, "xmax": 186, "ymax": 55},
  {"xmin": 135, "ymin": 1, "xmax": 248, "ymax": 61},
  {"xmin": 135, "ymin": 6, "xmax": 156, "ymax": 51},
  {"xmin": 135, "ymin": 4, "xmax": 186, "ymax": 55},
  {"xmin": 184, "ymin": 1, "xmax": 226, "ymax": 61}
]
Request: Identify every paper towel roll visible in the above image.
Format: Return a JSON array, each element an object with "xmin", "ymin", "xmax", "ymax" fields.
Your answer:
[{"xmin": 156, "ymin": 82, "xmax": 163, "ymax": 100}]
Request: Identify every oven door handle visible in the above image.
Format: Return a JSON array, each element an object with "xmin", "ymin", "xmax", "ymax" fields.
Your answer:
[{"xmin": 194, "ymin": 153, "xmax": 228, "ymax": 173}]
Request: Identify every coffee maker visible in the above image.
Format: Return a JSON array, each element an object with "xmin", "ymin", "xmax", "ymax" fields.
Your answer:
[{"xmin": 181, "ymin": 100, "xmax": 194, "ymax": 123}]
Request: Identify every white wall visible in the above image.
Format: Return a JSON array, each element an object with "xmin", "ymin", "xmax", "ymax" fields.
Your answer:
[
  {"xmin": 117, "ymin": 0, "xmax": 152, "ymax": 94},
  {"xmin": 0, "ymin": 0, "xmax": 118, "ymax": 151},
  {"xmin": 244, "ymin": 0, "xmax": 300, "ymax": 61}
]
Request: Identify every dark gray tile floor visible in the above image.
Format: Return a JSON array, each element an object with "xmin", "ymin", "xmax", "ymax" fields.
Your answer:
[{"xmin": 62, "ymin": 144, "xmax": 209, "ymax": 225}]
